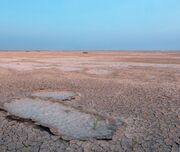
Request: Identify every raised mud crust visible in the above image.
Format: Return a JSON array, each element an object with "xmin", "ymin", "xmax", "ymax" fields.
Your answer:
[{"xmin": 3, "ymin": 98, "xmax": 118, "ymax": 140}]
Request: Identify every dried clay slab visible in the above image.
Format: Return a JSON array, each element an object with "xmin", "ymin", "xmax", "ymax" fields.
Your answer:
[{"xmin": 4, "ymin": 98, "xmax": 117, "ymax": 140}]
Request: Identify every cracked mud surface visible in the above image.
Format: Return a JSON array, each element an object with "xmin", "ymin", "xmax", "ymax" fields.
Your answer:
[
  {"xmin": 0, "ymin": 51, "xmax": 180, "ymax": 152},
  {"xmin": 31, "ymin": 91, "xmax": 78, "ymax": 101}
]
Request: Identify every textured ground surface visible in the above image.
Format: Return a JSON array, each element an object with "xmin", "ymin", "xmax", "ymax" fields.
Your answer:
[
  {"xmin": 0, "ymin": 51, "xmax": 180, "ymax": 152},
  {"xmin": 31, "ymin": 91, "xmax": 78, "ymax": 101}
]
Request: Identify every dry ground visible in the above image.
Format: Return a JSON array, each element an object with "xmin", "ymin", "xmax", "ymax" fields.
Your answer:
[{"xmin": 0, "ymin": 51, "xmax": 180, "ymax": 152}]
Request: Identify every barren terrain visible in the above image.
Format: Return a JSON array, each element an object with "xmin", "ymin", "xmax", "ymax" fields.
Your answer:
[{"xmin": 0, "ymin": 51, "xmax": 180, "ymax": 152}]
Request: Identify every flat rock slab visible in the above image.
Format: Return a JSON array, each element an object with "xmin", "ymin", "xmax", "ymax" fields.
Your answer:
[
  {"xmin": 4, "ymin": 98, "xmax": 117, "ymax": 140},
  {"xmin": 31, "ymin": 91, "xmax": 78, "ymax": 101}
]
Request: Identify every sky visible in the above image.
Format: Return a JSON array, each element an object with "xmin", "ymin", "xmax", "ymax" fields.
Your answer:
[{"xmin": 0, "ymin": 0, "xmax": 180, "ymax": 50}]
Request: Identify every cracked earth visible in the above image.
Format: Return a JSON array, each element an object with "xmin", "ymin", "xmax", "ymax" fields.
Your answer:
[{"xmin": 0, "ymin": 51, "xmax": 180, "ymax": 152}]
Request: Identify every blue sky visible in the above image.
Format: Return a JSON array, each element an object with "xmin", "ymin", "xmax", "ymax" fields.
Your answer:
[{"xmin": 0, "ymin": 0, "xmax": 180, "ymax": 50}]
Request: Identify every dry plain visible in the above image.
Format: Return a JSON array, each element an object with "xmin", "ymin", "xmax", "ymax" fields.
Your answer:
[{"xmin": 0, "ymin": 51, "xmax": 180, "ymax": 152}]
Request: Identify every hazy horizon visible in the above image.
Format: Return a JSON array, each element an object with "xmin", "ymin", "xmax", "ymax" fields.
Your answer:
[
  {"xmin": 0, "ymin": 0, "xmax": 180, "ymax": 50},
  {"xmin": 1, "ymin": 49, "xmax": 180, "ymax": 52}
]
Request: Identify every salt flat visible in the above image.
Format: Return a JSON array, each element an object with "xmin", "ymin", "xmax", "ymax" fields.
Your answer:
[{"xmin": 0, "ymin": 51, "xmax": 180, "ymax": 152}]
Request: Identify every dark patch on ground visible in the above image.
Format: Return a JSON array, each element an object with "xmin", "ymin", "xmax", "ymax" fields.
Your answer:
[
  {"xmin": 35, "ymin": 125, "xmax": 55, "ymax": 135},
  {"xmin": 6, "ymin": 115, "xmax": 35, "ymax": 123}
]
